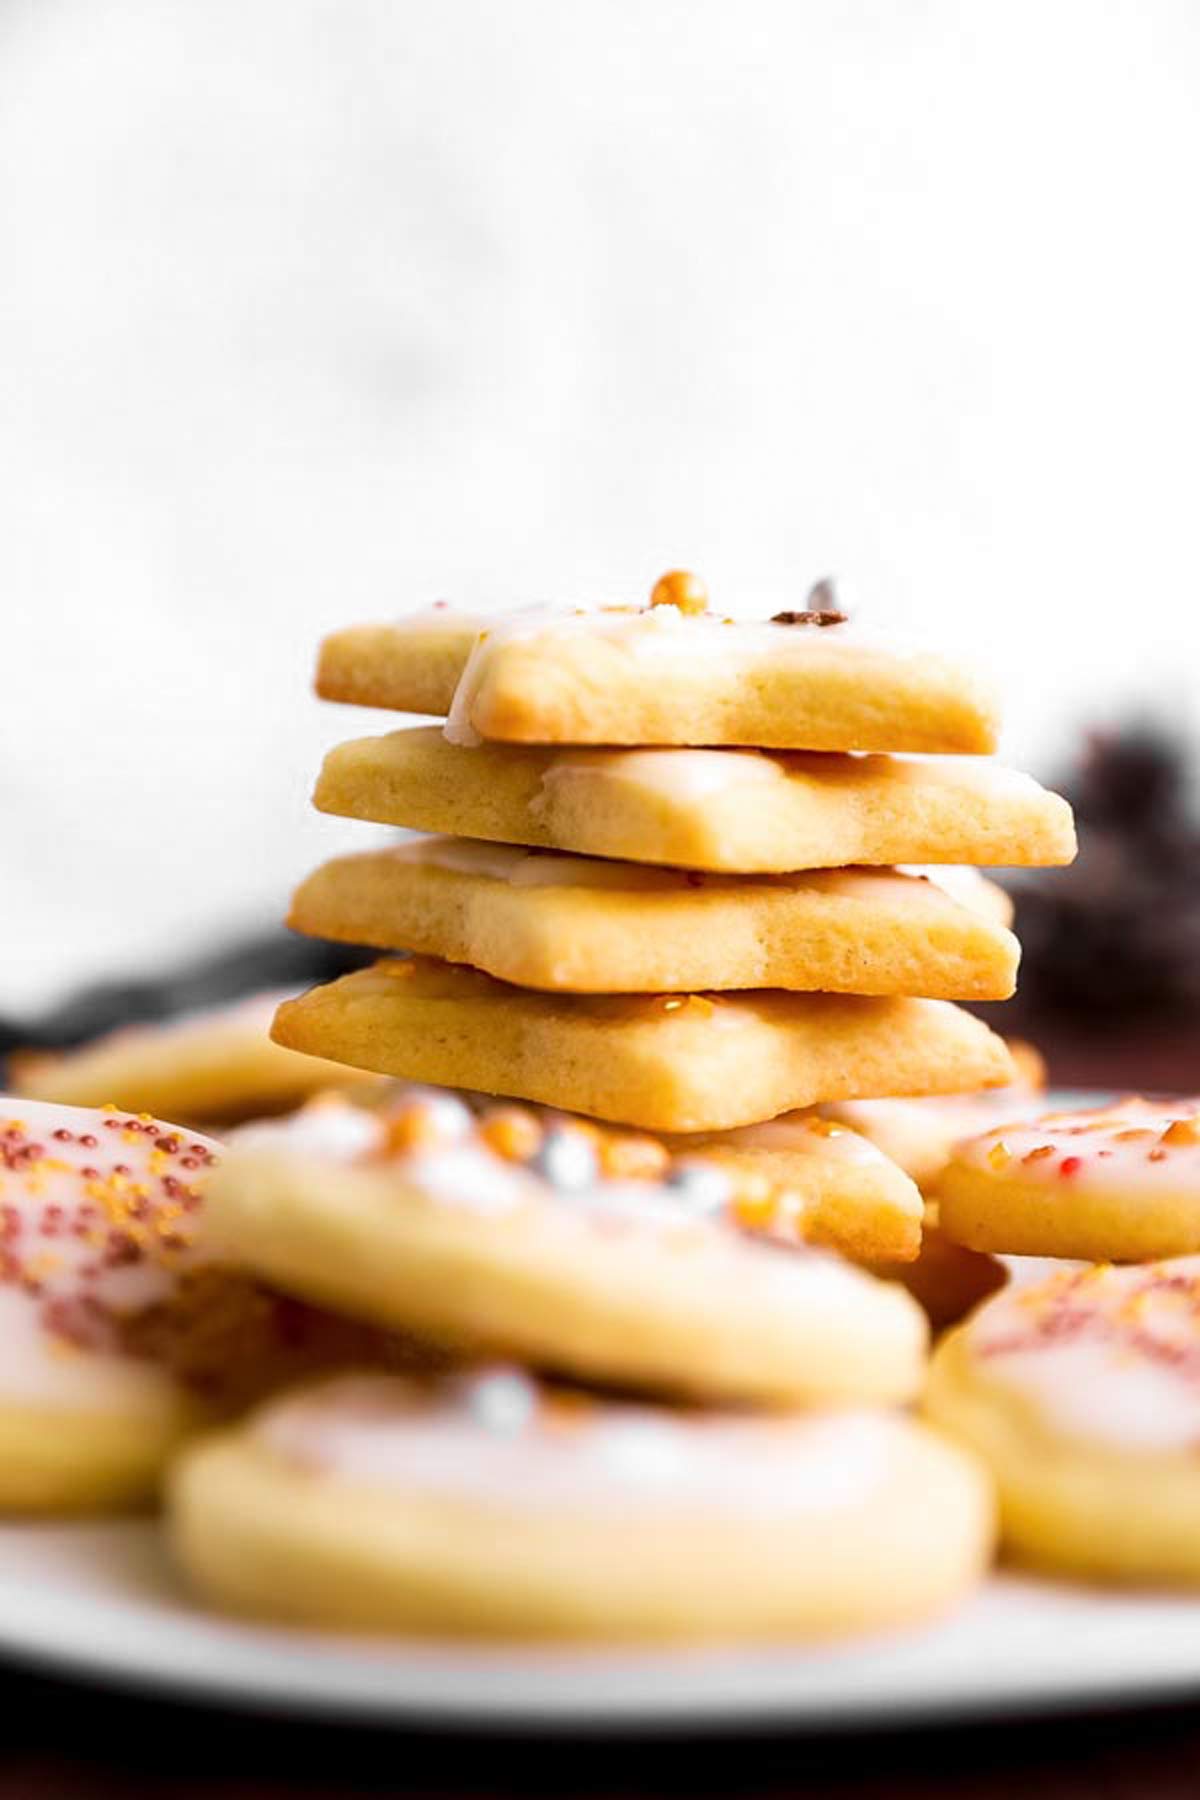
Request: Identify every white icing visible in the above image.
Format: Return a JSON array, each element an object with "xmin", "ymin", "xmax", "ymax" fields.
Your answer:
[
  {"xmin": 969, "ymin": 1260, "xmax": 1200, "ymax": 1453},
  {"xmin": 442, "ymin": 601, "xmax": 938, "ymax": 746},
  {"xmin": 231, "ymin": 1101, "xmax": 387, "ymax": 1161},
  {"xmin": 256, "ymin": 1371, "xmax": 896, "ymax": 1515},
  {"xmin": 537, "ymin": 747, "xmax": 785, "ymax": 807},
  {"xmin": 0, "ymin": 1288, "xmax": 174, "ymax": 1410},
  {"xmin": 700, "ymin": 1113, "xmax": 890, "ymax": 1167},
  {"xmin": 956, "ymin": 1100, "xmax": 1200, "ymax": 1191},
  {"xmin": 0, "ymin": 1098, "xmax": 221, "ymax": 1407},
  {"xmin": 390, "ymin": 837, "xmax": 696, "ymax": 892}
]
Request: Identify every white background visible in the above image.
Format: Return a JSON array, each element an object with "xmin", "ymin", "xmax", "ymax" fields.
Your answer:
[{"xmin": 4, "ymin": 1, "xmax": 1198, "ymax": 1009}]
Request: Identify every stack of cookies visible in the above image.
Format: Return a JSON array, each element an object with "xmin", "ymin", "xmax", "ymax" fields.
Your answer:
[
  {"xmin": 275, "ymin": 570, "xmax": 1075, "ymax": 1265},
  {"xmin": 0, "ymin": 570, "xmax": 1094, "ymax": 1646}
]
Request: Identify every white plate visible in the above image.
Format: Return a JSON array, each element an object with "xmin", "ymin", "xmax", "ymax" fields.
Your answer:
[{"xmin": 2, "ymin": 1518, "xmax": 1200, "ymax": 1730}]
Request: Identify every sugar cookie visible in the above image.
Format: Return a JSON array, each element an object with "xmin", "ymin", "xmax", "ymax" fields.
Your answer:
[
  {"xmin": 935, "ymin": 1097, "xmax": 1200, "ymax": 1261},
  {"xmin": 671, "ymin": 1111, "xmax": 924, "ymax": 1261},
  {"xmin": 10, "ymin": 992, "xmax": 382, "ymax": 1127},
  {"xmin": 209, "ymin": 1093, "xmax": 927, "ymax": 1405},
  {"xmin": 0, "ymin": 1097, "xmax": 400, "ymax": 1512},
  {"xmin": 926, "ymin": 1259, "xmax": 1200, "ymax": 1583},
  {"xmin": 314, "ymin": 728, "xmax": 1076, "ymax": 874},
  {"xmin": 317, "ymin": 601, "xmax": 1001, "ymax": 754},
  {"xmin": 289, "ymin": 841, "xmax": 1019, "ymax": 1000},
  {"xmin": 170, "ymin": 1367, "xmax": 994, "ymax": 1639},
  {"xmin": 270, "ymin": 959, "xmax": 1015, "ymax": 1133}
]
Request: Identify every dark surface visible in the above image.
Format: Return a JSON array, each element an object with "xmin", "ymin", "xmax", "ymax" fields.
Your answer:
[{"xmin": 2, "ymin": 1658, "xmax": 1200, "ymax": 1797}]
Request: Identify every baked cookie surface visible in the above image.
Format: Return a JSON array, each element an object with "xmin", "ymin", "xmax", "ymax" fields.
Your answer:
[
  {"xmin": 289, "ymin": 841, "xmax": 1019, "ymax": 1000},
  {"xmin": 10, "ymin": 992, "xmax": 380, "ymax": 1127},
  {"xmin": 315, "ymin": 729, "xmax": 1076, "ymax": 874},
  {"xmin": 668, "ymin": 1110, "xmax": 924, "ymax": 1261},
  {"xmin": 209, "ymin": 1092, "xmax": 927, "ymax": 1405},
  {"xmin": 935, "ymin": 1098, "xmax": 1200, "ymax": 1261},
  {"xmin": 271, "ymin": 959, "xmax": 1015, "ymax": 1133},
  {"xmin": 170, "ymin": 1366, "xmax": 994, "ymax": 1639},
  {"xmin": 317, "ymin": 601, "xmax": 1000, "ymax": 754},
  {"xmin": 926, "ymin": 1259, "xmax": 1200, "ymax": 1583}
]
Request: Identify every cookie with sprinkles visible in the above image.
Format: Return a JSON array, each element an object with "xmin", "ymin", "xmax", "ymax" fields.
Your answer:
[
  {"xmin": 206, "ymin": 1090, "xmax": 929, "ymax": 1406},
  {"xmin": 934, "ymin": 1097, "xmax": 1200, "ymax": 1261},
  {"xmin": 0, "ymin": 1097, "xmax": 400, "ymax": 1512},
  {"xmin": 316, "ymin": 582, "xmax": 1002, "ymax": 753},
  {"xmin": 926, "ymin": 1257, "xmax": 1200, "ymax": 1583},
  {"xmin": 169, "ymin": 1365, "xmax": 994, "ymax": 1639}
]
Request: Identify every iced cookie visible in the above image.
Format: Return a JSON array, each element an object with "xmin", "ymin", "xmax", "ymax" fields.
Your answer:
[
  {"xmin": 669, "ymin": 1112, "xmax": 924, "ymax": 1261},
  {"xmin": 818, "ymin": 1041, "xmax": 1048, "ymax": 1186},
  {"xmin": 9, "ymin": 992, "xmax": 382, "ymax": 1127},
  {"xmin": 863, "ymin": 1207, "xmax": 1007, "ymax": 1332},
  {"xmin": 926, "ymin": 1258, "xmax": 1200, "ymax": 1583},
  {"xmin": 317, "ymin": 586, "xmax": 1001, "ymax": 753},
  {"xmin": 170, "ymin": 1367, "xmax": 993, "ymax": 1639},
  {"xmin": 314, "ymin": 728, "xmax": 1076, "ymax": 874},
  {"xmin": 271, "ymin": 959, "xmax": 1015, "ymax": 1133},
  {"xmin": 289, "ymin": 841, "xmax": 1019, "ymax": 1000},
  {"xmin": 208, "ymin": 1092, "xmax": 927, "ymax": 1404},
  {"xmin": 934, "ymin": 1097, "xmax": 1200, "ymax": 1262},
  {"xmin": 0, "ymin": 1098, "xmax": 396, "ymax": 1512}
]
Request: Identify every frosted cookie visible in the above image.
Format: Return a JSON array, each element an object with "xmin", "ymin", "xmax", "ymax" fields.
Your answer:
[
  {"xmin": 818, "ymin": 1041, "xmax": 1048, "ymax": 1186},
  {"xmin": 926, "ymin": 1259, "xmax": 1200, "ymax": 1583},
  {"xmin": 0, "ymin": 1099, "xmax": 396, "ymax": 1512},
  {"xmin": 9, "ymin": 992, "xmax": 383, "ymax": 1127},
  {"xmin": 207, "ymin": 1092, "xmax": 927, "ymax": 1404},
  {"xmin": 170, "ymin": 1367, "xmax": 993, "ymax": 1639},
  {"xmin": 271, "ymin": 959, "xmax": 1015, "ymax": 1133},
  {"xmin": 314, "ymin": 728, "xmax": 1076, "ymax": 874},
  {"xmin": 863, "ymin": 1207, "xmax": 1007, "ymax": 1332},
  {"xmin": 670, "ymin": 1112, "xmax": 924, "ymax": 1261},
  {"xmin": 289, "ymin": 841, "xmax": 1019, "ymax": 1000},
  {"xmin": 318, "ymin": 581, "xmax": 1000, "ymax": 753},
  {"xmin": 934, "ymin": 1097, "xmax": 1200, "ymax": 1262}
]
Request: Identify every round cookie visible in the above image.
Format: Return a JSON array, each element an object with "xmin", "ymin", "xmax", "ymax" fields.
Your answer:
[
  {"xmin": 170, "ymin": 1366, "xmax": 994, "ymax": 1640},
  {"xmin": 0, "ymin": 1097, "xmax": 396, "ymax": 1512},
  {"xmin": 935, "ymin": 1097, "xmax": 1200, "ymax": 1261},
  {"xmin": 10, "ymin": 991, "xmax": 383, "ymax": 1128},
  {"xmin": 926, "ymin": 1258, "xmax": 1200, "ymax": 1583},
  {"xmin": 210, "ymin": 1091, "xmax": 930, "ymax": 1407}
]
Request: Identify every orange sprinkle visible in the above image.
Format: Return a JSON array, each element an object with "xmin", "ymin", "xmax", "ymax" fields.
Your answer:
[
  {"xmin": 598, "ymin": 1134, "xmax": 670, "ymax": 1182},
  {"xmin": 1023, "ymin": 1144, "xmax": 1055, "ymax": 1164},
  {"xmin": 987, "ymin": 1141, "xmax": 1012, "ymax": 1170},
  {"xmin": 1163, "ymin": 1118, "xmax": 1200, "ymax": 1146},
  {"xmin": 383, "ymin": 1103, "xmax": 448, "ymax": 1157},
  {"xmin": 649, "ymin": 570, "xmax": 709, "ymax": 615},
  {"xmin": 479, "ymin": 1107, "xmax": 543, "ymax": 1163}
]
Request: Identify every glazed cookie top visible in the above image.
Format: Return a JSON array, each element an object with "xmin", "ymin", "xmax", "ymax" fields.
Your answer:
[
  {"xmin": 253, "ymin": 1367, "xmax": 903, "ymax": 1516},
  {"xmin": 0, "ymin": 1097, "xmax": 218, "ymax": 1402},
  {"xmin": 233, "ymin": 1086, "xmax": 890, "ymax": 1252},
  {"xmin": 386, "ymin": 836, "xmax": 1011, "ymax": 913},
  {"xmin": 442, "ymin": 596, "xmax": 896, "ymax": 746},
  {"xmin": 951, "ymin": 1097, "xmax": 1200, "ymax": 1192},
  {"xmin": 964, "ymin": 1257, "xmax": 1200, "ymax": 1452}
]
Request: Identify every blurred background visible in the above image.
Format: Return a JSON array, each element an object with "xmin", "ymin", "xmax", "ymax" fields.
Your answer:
[{"xmin": 5, "ymin": 1, "xmax": 1200, "ymax": 1040}]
